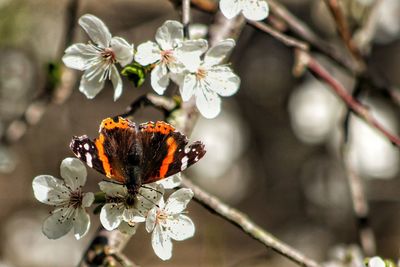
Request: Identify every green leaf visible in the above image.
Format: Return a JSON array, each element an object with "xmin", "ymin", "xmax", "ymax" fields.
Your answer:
[
  {"xmin": 121, "ymin": 63, "xmax": 146, "ymax": 88},
  {"xmin": 46, "ymin": 62, "xmax": 62, "ymax": 89}
]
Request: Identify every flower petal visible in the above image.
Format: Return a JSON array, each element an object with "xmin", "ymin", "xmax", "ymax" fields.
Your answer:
[
  {"xmin": 180, "ymin": 74, "xmax": 197, "ymax": 101},
  {"xmin": 137, "ymin": 185, "xmax": 164, "ymax": 211},
  {"xmin": 135, "ymin": 41, "xmax": 161, "ymax": 66},
  {"xmin": 118, "ymin": 222, "xmax": 138, "ymax": 235},
  {"xmin": 80, "ymin": 68, "xmax": 106, "ymax": 99},
  {"xmin": 156, "ymin": 174, "xmax": 182, "ymax": 189},
  {"xmin": 122, "ymin": 208, "xmax": 145, "ymax": 223},
  {"xmin": 151, "ymin": 224, "xmax": 173, "ymax": 261},
  {"xmin": 174, "ymin": 39, "xmax": 207, "ymax": 73},
  {"xmin": 164, "ymin": 188, "xmax": 194, "ymax": 215},
  {"xmin": 368, "ymin": 257, "xmax": 386, "ymax": 267},
  {"xmin": 242, "ymin": 0, "xmax": 269, "ymax": 21},
  {"xmin": 60, "ymin": 157, "xmax": 87, "ymax": 191},
  {"xmin": 195, "ymin": 84, "xmax": 222, "ymax": 119},
  {"xmin": 166, "ymin": 214, "xmax": 195, "ymax": 241},
  {"xmin": 73, "ymin": 208, "xmax": 90, "ymax": 240},
  {"xmin": 99, "ymin": 181, "xmax": 128, "ymax": 197},
  {"xmin": 204, "ymin": 39, "xmax": 235, "ymax": 67},
  {"xmin": 82, "ymin": 192, "xmax": 94, "ymax": 208},
  {"xmin": 219, "ymin": 0, "xmax": 242, "ymax": 19},
  {"xmin": 42, "ymin": 210, "xmax": 73, "ymax": 239},
  {"xmin": 146, "ymin": 206, "xmax": 157, "ymax": 233},
  {"xmin": 110, "ymin": 37, "xmax": 134, "ymax": 67},
  {"xmin": 62, "ymin": 43, "xmax": 98, "ymax": 71},
  {"xmin": 100, "ymin": 203, "xmax": 124, "ymax": 230},
  {"xmin": 156, "ymin": 20, "xmax": 184, "ymax": 51},
  {"xmin": 79, "ymin": 14, "xmax": 112, "ymax": 48},
  {"xmin": 32, "ymin": 175, "xmax": 69, "ymax": 205},
  {"xmin": 206, "ymin": 66, "xmax": 240, "ymax": 97},
  {"xmin": 151, "ymin": 64, "xmax": 169, "ymax": 95},
  {"xmin": 110, "ymin": 65, "xmax": 123, "ymax": 101}
]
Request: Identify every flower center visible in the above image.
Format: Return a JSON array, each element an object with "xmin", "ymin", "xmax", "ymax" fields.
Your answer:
[
  {"xmin": 156, "ymin": 209, "xmax": 168, "ymax": 222},
  {"xmin": 69, "ymin": 190, "xmax": 83, "ymax": 209},
  {"xmin": 101, "ymin": 48, "xmax": 117, "ymax": 64},
  {"xmin": 196, "ymin": 67, "xmax": 207, "ymax": 80},
  {"xmin": 160, "ymin": 50, "xmax": 175, "ymax": 64}
]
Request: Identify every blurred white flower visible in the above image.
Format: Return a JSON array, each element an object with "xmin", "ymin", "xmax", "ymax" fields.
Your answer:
[
  {"xmin": 156, "ymin": 174, "xmax": 182, "ymax": 189},
  {"xmin": 32, "ymin": 158, "xmax": 94, "ymax": 240},
  {"xmin": 99, "ymin": 182, "xmax": 162, "ymax": 231},
  {"xmin": 135, "ymin": 20, "xmax": 207, "ymax": 95},
  {"xmin": 368, "ymin": 257, "xmax": 386, "ymax": 267},
  {"xmin": 180, "ymin": 39, "xmax": 240, "ymax": 119},
  {"xmin": 219, "ymin": 0, "xmax": 269, "ymax": 21},
  {"xmin": 146, "ymin": 188, "xmax": 195, "ymax": 260},
  {"xmin": 62, "ymin": 14, "xmax": 133, "ymax": 100}
]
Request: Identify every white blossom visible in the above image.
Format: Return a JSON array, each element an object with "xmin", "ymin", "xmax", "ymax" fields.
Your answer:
[
  {"xmin": 219, "ymin": 0, "xmax": 269, "ymax": 21},
  {"xmin": 62, "ymin": 14, "xmax": 134, "ymax": 101},
  {"xmin": 179, "ymin": 39, "xmax": 240, "ymax": 119},
  {"xmin": 146, "ymin": 188, "xmax": 195, "ymax": 260},
  {"xmin": 135, "ymin": 20, "xmax": 207, "ymax": 95},
  {"xmin": 32, "ymin": 158, "xmax": 94, "ymax": 240},
  {"xmin": 368, "ymin": 257, "xmax": 386, "ymax": 267},
  {"xmin": 99, "ymin": 182, "xmax": 163, "ymax": 232},
  {"xmin": 156, "ymin": 174, "xmax": 182, "ymax": 189}
]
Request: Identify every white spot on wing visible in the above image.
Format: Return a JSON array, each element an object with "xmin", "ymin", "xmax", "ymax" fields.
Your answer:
[
  {"xmin": 181, "ymin": 156, "xmax": 188, "ymax": 171},
  {"xmin": 85, "ymin": 152, "xmax": 93, "ymax": 168},
  {"xmin": 84, "ymin": 143, "xmax": 90, "ymax": 150}
]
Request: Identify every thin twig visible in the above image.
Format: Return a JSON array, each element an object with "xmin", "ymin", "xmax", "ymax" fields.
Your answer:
[
  {"xmin": 180, "ymin": 177, "xmax": 322, "ymax": 267},
  {"xmin": 301, "ymin": 51, "xmax": 400, "ymax": 148},
  {"xmin": 182, "ymin": 0, "xmax": 191, "ymax": 38},
  {"xmin": 248, "ymin": 20, "xmax": 309, "ymax": 50},
  {"xmin": 323, "ymin": 0, "xmax": 365, "ymax": 69}
]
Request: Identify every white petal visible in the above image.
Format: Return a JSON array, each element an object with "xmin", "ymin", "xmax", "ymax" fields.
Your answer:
[
  {"xmin": 164, "ymin": 188, "xmax": 194, "ymax": 215},
  {"xmin": 242, "ymin": 0, "xmax": 269, "ymax": 21},
  {"xmin": 368, "ymin": 257, "xmax": 386, "ymax": 267},
  {"xmin": 135, "ymin": 41, "xmax": 161, "ymax": 66},
  {"xmin": 137, "ymin": 185, "xmax": 164, "ymax": 211},
  {"xmin": 73, "ymin": 208, "xmax": 90, "ymax": 240},
  {"xmin": 42, "ymin": 210, "xmax": 73, "ymax": 239},
  {"xmin": 100, "ymin": 203, "xmax": 124, "ymax": 230},
  {"xmin": 99, "ymin": 181, "xmax": 128, "ymax": 197},
  {"xmin": 220, "ymin": 0, "xmax": 242, "ymax": 19},
  {"xmin": 62, "ymin": 43, "xmax": 98, "ymax": 70},
  {"xmin": 166, "ymin": 214, "xmax": 195, "ymax": 241},
  {"xmin": 110, "ymin": 37, "xmax": 134, "ymax": 67},
  {"xmin": 110, "ymin": 65, "xmax": 123, "ymax": 101},
  {"xmin": 180, "ymin": 74, "xmax": 197, "ymax": 101},
  {"xmin": 151, "ymin": 64, "xmax": 169, "ymax": 95},
  {"xmin": 79, "ymin": 14, "xmax": 112, "ymax": 48},
  {"xmin": 174, "ymin": 39, "xmax": 207, "ymax": 73},
  {"xmin": 82, "ymin": 192, "xmax": 94, "ymax": 208},
  {"xmin": 122, "ymin": 208, "xmax": 145, "ymax": 223},
  {"xmin": 118, "ymin": 222, "xmax": 138, "ymax": 235},
  {"xmin": 151, "ymin": 224, "xmax": 173, "ymax": 261},
  {"xmin": 206, "ymin": 66, "xmax": 240, "ymax": 97},
  {"xmin": 156, "ymin": 20, "xmax": 184, "ymax": 50},
  {"xmin": 146, "ymin": 207, "xmax": 157, "ymax": 233},
  {"xmin": 32, "ymin": 175, "xmax": 69, "ymax": 205},
  {"xmin": 156, "ymin": 174, "xmax": 182, "ymax": 189},
  {"xmin": 170, "ymin": 72, "xmax": 185, "ymax": 87},
  {"xmin": 60, "ymin": 157, "xmax": 87, "ymax": 191},
  {"xmin": 195, "ymin": 85, "xmax": 222, "ymax": 119},
  {"xmin": 204, "ymin": 39, "xmax": 235, "ymax": 67},
  {"xmin": 80, "ymin": 68, "xmax": 106, "ymax": 99}
]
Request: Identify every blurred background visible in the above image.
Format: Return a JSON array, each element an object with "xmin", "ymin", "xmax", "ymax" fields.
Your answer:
[{"xmin": 0, "ymin": 0, "xmax": 400, "ymax": 266}]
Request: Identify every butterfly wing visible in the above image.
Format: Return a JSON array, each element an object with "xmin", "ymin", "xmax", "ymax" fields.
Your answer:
[
  {"xmin": 138, "ymin": 121, "xmax": 206, "ymax": 184},
  {"xmin": 70, "ymin": 117, "xmax": 141, "ymax": 186}
]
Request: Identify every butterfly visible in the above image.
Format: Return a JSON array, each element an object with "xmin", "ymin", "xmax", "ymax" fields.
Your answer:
[{"xmin": 70, "ymin": 116, "xmax": 206, "ymax": 192}]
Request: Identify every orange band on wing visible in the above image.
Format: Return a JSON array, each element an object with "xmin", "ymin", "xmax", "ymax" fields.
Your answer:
[
  {"xmin": 142, "ymin": 121, "xmax": 175, "ymax": 135},
  {"xmin": 94, "ymin": 134, "xmax": 112, "ymax": 178},
  {"xmin": 159, "ymin": 136, "xmax": 177, "ymax": 178},
  {"xmin": 100, "ymin": 117, "xmax": 130, "ymax": 131}
]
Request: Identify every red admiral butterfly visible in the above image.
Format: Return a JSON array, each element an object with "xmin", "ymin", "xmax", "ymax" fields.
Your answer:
[{"xmin": 70, "ymin": 117, "xmax": 206, "ymax": 192}]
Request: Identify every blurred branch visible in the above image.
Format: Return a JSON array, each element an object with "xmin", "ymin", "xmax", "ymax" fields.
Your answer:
[
  {"xmin": 299, "ymin": 50, "xmax": 400, "ymax": 148},
  {"xmin": 182, "ymin": 0, "xmax": 191, "ymax": 38},
  {"xmin": 180, "ymin": 177, "xmax": 322, "ymax": 267},
  {"xmin": 323, "ymin": 0, "xmax": 365, "ymax": 68}
]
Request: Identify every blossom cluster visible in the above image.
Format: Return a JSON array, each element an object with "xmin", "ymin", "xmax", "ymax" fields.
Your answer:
[
  {"xmin": 32, "ymin": 158, "xmax": 194, "ymax": 261},
  {"xmin": 62, "ymin": 14, "xmax": 240, "ymax": 119}
]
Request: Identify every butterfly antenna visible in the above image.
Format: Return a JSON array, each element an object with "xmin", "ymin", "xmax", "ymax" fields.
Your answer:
[
  {"xmin": 141, "ymin": 185, "xmax": 163, "ymax": 195},
  {"xmin": 137, "ymin": 191, "xmax": 161, "ymax": 208}
]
